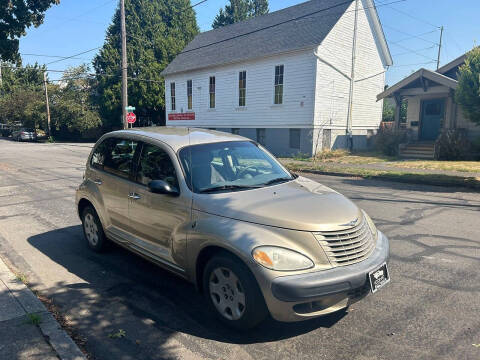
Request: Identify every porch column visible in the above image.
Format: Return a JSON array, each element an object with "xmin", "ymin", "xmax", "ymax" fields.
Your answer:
[
  {"xmin": 449, "ymin": 89, "xmax": 457, "ymax": 129},
  {"xmin": 394, "ymin": 94, "xmax": 401, "ymax": 129}
]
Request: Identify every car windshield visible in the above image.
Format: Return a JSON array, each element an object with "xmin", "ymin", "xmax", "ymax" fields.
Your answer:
[{"xmin": 179, "ymin": 141, "xmax": 294, "ymax": 193}]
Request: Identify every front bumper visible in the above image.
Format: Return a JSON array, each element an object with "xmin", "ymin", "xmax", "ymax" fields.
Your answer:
[{"xmin": 263, "ymin": 230, "xmax": 389, "ymax": 322}]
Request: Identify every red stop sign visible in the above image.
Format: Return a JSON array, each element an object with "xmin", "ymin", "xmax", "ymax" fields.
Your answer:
[{"xmin": 126, "ymin": 112, "xmax": 136, "ymax": 124}]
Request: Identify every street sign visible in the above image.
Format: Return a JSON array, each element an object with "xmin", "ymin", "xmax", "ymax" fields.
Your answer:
[
  {"xmin": 126, "ymin": 112, "xmax": 136, "ymax": 124},
  {"xmin": 125, "ymin": 106, "xmax": 136, "ymax": 112}
]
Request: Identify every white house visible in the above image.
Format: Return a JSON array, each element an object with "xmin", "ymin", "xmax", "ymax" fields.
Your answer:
[{"xmin": 161, "ymin": 0, "xmax": 392, "ymax": 156}]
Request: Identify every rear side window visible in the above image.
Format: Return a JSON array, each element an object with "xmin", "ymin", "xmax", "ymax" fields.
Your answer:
[
  {"xmin": 136, "ymin": 144, "xmax": 179, "ymax": 189},
  {"xmin": 91, "ymin": 137, "xmax": 138, "ymax": 179}
]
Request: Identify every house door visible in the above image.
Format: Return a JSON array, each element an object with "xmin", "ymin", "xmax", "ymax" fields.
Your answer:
[{"xmin": 420, "ymin": 99, "xmax": 444, "ymax": 141}]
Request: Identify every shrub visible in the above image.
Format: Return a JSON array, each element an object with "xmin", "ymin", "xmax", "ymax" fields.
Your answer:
[
  {"xmin": 374, "ymin": 126, "xmax": 406, "ymax": 156},
  {"xmin": 435, "ymin": 130, "xmax": 472, "ymax": 160}
]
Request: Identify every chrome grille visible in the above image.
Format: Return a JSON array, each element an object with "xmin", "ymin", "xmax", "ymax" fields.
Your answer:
[{"xmin": 313, "ymin": 217, "xmax": 375, "ymax": 266}]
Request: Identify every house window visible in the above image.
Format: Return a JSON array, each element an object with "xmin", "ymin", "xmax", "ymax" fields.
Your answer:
[
  {"xmin": 209, "ymin": 76, "xmax": 215, "ymax": 108},
  {"xmin": 187, "ymin": 80, "xmax": 193, "ymax": 110},
  {"xmin": 238, "ymin": 71, "xmax": 246, "ymax": 107},
  {"xmin": 289, "ymin": 129, "xmax": 300, "ymax": 149},
  {"xmin": 256, "ymin": 128, "xmax": 266, "ymax": 146},
  {"xmin": 232, "ymin": 128, "xmax": 240, "ymax": 135},
  {"xmin": 274, "ymin": 65, "xmax": 284, "ymax": 104},
  {"xmin": 170, "ymin": 82, "xmax": 176, "ymax": 111}
]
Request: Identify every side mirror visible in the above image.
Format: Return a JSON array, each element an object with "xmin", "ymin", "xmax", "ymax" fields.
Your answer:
[{"xmin": 148, "ymin": 180, "xmax": 180, "ymax": 196}]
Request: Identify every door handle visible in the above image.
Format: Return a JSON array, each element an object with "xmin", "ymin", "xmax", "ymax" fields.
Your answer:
[
  {"xmin": 93, "ymin": 179, "xmax": 102, "ymax": 185},
  {"xmin": 128, "ymin": 192, "xmax": 141, "ymax": 200}
]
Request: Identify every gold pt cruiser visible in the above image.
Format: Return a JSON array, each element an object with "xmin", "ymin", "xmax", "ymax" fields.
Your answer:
[{"xmin": 76, "ymin": 127, "xmax": 390, "ymax": 329}]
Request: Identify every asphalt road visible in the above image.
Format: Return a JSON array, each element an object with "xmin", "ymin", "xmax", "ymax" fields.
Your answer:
[{"xmin": 0, "ymin": 138, "xmax": 479, "ymax": 360}]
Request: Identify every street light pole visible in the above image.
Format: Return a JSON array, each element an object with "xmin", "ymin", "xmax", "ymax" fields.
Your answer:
[{"xmin": 120, "ymin": 0, "xmax": 128, "ymax": 130}]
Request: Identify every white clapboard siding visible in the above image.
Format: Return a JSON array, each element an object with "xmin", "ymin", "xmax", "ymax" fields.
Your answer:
[
  {"xmin": 165, "ymin": 49, "xmax": 316, "ymax": 128},
  {"xmin": 314, "ymin": 0, "xmax": 386, "ymax": 130}
]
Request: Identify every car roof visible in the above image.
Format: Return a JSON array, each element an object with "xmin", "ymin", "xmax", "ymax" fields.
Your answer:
[{"xmin": 107, "ymin": 127, "xmax": 249, "ymax": 151}]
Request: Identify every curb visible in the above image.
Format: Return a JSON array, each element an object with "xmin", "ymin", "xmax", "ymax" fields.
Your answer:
[
  {"xmin": 0, "ymin": 256, "xmax": 86, "ymax": 360},
  {"xmin": 288, "ymin": 168, "xmax": 480, "ymax": 190}
]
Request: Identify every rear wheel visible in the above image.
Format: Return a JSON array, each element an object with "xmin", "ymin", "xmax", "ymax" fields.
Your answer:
[
  {"xmin": 81, "ymin": 206, "xmax": 107, "ymax": 252},
  {"xmin": 203, "ymin": 252, "xmax": 268, "ymax": 329}
]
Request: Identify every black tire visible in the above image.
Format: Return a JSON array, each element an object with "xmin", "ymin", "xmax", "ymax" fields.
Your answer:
[
  {"xmin": 81, "ymin": 206, "xmax": 107, "ymax": 252},
  {"xmin": 202, "ymin": 252, "xmax": 268, "ymax": 330}
]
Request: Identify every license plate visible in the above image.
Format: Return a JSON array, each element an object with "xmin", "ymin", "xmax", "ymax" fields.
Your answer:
[{"xmin": 368, "ymin": 263, "xmax": 390, "ymax": 293}]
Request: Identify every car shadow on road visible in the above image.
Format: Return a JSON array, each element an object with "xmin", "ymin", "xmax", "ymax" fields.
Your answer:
[{"xmin": 27, "ymin": 225, "xmax": 346, "ymax": 356}]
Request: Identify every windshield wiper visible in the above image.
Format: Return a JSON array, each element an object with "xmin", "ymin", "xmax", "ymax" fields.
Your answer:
[
  {"xmin": 199, "ymin": 184, "xmax": 260, "ymax": 193},
  {"xmin": 262, "ymin": 177, "xmax": 293, "ymax": 186}
]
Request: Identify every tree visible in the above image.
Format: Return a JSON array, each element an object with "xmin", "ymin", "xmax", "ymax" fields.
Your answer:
[
  {"xmin": 382, "ymin": 100, "xmax": 394, "ymax": 122},
  {"xmin": 0, "ymin": 0, "xmax": 60, "ymax": 62},
  {"xmin": 0, "ymin": 63, "xmax": 46, "ymax": 129},
  {"xmin": 93, "ymin": 0, "xmax": 198, "ymax": 130},
  {"xmin": 49, "ymin": 65, "xmax": 102, "ymax": 139},
  {"xmin": 212, "ymin": 0, "xmax": 269, "ymax": 29},
  {"xmin": 455, "ymin": 47, "xmax": 480, "ymax": 126}
]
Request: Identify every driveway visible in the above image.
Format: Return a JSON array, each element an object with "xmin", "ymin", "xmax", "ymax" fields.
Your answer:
[{"xmin": 0, "ymin": 139, "xmax": 479, "ymax": 360}]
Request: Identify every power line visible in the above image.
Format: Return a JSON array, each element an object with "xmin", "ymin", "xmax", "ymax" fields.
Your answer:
[
  {"xmin": 391, "ymin": 42, "xmax": 437, "ymax": 62},
  {"xmin": 390, "ymin": 29, "xmax": 439, "ymax": 45},
  {"xmin": 20, "ymin": 53, "xmax": 91, "ymax": 61},
  {"xmin": 0, "ymin": 65, "xmax": 163, "ymax": 83},
  {"xmin": 392, "ymin": 45, "xmax": 437, "ymax": 57},
  {"xmin": 389, "ymin": 61, "xmax": 436, "ymax": 68},
  {"xmin": 384, "ymin": 25, "xmax": 439, "ymax": 45},
  {"xmin": 46, "ymin": 47, "xmax": 101, "ymax": 65},
  {"xmin": 379, "ymin": 3, "xmax": 440, "ymax": 29},
  {"xmin": 180, "ymin": 0, "xmax": 406, "ymax": 55}
]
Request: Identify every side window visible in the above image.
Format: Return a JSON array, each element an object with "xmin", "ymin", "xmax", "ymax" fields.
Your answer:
[
  {"xmin": 102, "ymin": 138, "xmax": 138, "ymax": 179},
  {"xmin": 136, "ymin": 144, "xmax": 179, "ymax": 189},
  {"xmin": 90, "ymin": 138, "xmax": 112, "ymax": 170}
]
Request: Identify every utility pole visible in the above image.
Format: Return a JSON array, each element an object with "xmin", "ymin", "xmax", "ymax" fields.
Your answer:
[
  {"xmin": 120, "ymin": 0, "xmax": 128, "ymax": 130},
  {"xmin": 346, "ymin": 0, "xmax": 359, "ymax": 151},
  {"xmin": 43, "ymin": 72, "xmax": 51, "ymax": 137},
  {"xmin": 436, "ymin": 26, "xmax": 444, "ymax": 70}
]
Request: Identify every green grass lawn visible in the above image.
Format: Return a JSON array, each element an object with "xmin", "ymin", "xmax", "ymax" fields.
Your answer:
[{"xmin": 281, "ymin": 150, "xmax": 480, "ymax": 189}]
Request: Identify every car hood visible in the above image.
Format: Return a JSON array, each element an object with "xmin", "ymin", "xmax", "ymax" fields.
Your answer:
[{"xmin": 192, "ymin": 176, "xmax": 362, "ymax": 232}]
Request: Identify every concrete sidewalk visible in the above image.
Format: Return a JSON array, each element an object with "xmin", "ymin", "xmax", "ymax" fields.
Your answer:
[{"xmin": 0, "ymin": 256, "xmax": 86, "ymax": 360}]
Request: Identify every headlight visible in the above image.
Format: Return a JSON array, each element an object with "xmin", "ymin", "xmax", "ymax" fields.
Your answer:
[
  {"xmin": 252, "ymin": 246, "xmax": 314, "ymax": 271},
  {"xmin": 362, "ymin": 210, "xmax": 378, "ymax": 240}
]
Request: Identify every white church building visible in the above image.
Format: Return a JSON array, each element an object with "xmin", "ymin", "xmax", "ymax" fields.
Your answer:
[{"xmin": 161, "ymin": 0, "xmax": 392, "ymax": 156}]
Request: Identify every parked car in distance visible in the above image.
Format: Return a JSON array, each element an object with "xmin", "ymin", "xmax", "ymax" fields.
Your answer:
[
  {"xmin": 0, "ymin": 123, "xmax": 12, "ymax": 137},
  {"xmin": 12, "ymin": 128, "xmax": 37, "ymax": 142},
  {"xmin": 76, "ymin": 127, "xmax": 390, "ymax": 329}
]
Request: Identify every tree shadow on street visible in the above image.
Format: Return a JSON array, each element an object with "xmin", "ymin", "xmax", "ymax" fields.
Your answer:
[{"xmin": 28, "ymin": 225, "xmax": 346, "ymax": 359}]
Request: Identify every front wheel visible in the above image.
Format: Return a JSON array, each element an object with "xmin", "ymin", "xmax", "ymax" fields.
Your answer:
[
  {"xmin": 81, "ymin": 206, "xmax": 107, "ymax": 252},
  {"xmin": 203, "ymin": 252, "xmax": 268, "ymax": 330}
]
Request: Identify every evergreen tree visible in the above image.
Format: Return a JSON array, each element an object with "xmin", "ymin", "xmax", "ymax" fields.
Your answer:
[
  {"xmin": 455, "ymin": 47, "xmax": 480, "ymax": 126},
  {"xmin": 212, "ymin": 0, "xmax": 269, "ymax": 29},
  {"xmin": 94, "ymin": 0, "xmax": 198, "ymax": 130},
  {"xmin": 0, "ymin": 0, "xmax": 59, "ymax": 61}
]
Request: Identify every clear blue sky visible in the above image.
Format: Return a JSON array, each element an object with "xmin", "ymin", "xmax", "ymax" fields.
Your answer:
[{"xmin": 19, "ymin": 0, "xmax": 480, "ymax": 84}]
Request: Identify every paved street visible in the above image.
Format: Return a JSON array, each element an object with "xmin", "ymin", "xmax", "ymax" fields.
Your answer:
[{"xmin": 0, "ymin": 138, "xmax": 479, "ymax": 360}]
